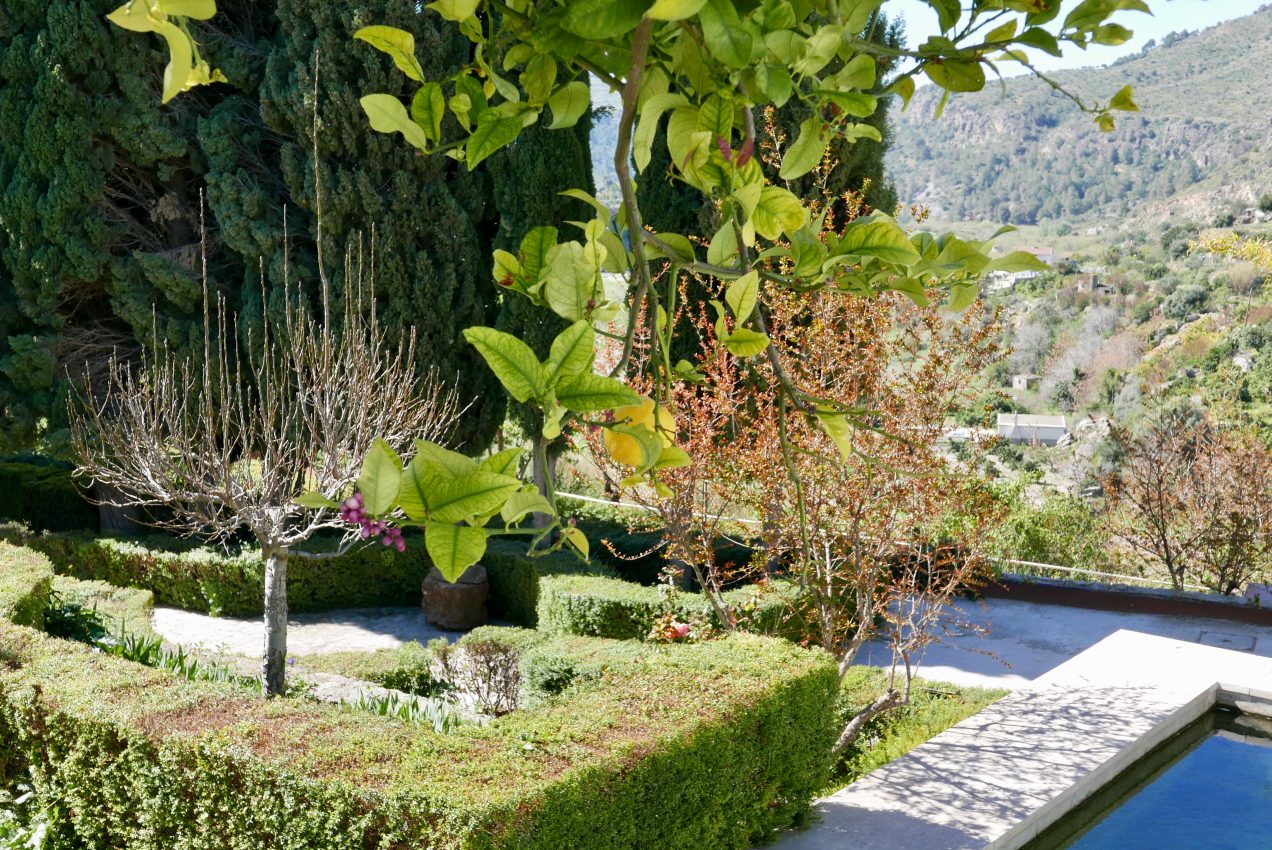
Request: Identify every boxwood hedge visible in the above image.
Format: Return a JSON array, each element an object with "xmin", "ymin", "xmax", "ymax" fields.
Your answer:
[
  {"xmin": 0, "ymin": 620, "xmax": 837, "ymax": 850},
  {"xmin": 535, "ymin": 574, "xmax": 804, "ymax": 641},
  {"xmin": 0, "ymin": 461, "xmax": 97, "ymax": 533},
  {"xmin": 3, "ymin": 530, "xmax": 602, "ymax": 624},
  {"xmin": 0, "ymin": 542, "xmax": 53, "ymax": 629}
]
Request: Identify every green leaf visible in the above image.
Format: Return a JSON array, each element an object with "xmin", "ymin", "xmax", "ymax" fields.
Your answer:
[
  {"xmin": 562, "ymin": 0, "xmax": 652, "ymax": 39},
  {"xmin": 835, "ymin": 216, "xmax": 922, "ymax": 265},
  {"xmin": 462, "ymin": 326, "xmax": 547, "ymax": 403},
  {"xmin": 1108, "ymin": 84, "xmax": 1138, "ymax": 112},
  {"xmin": 986, "ymin": 251, "xmax": 1047, "ymax": 273},
  {"xmin": 1016, "ymin": 27, "xmax": 1062, "ymax": 56},
  {"xmin": 547, "ymin": 81, "xmax": 590, "ymax": 129},
  {"xmin": 650, "ymin": 232, "xmax": 696, "ymax": 263},
  {"xmin": 354, "ymin": 26, "xmax": 425, "ymax": 82},
  {"xmin": 559, "ymin": 188, "xmax": 611, "ymax": 218},
  {"xmin": 156, "ymin": 0, "xmax": 218, "ymax": 19},
  {"xmin": 891, "ymin": 76, "xmax": 916, "ymax": 109},
  {"xmin": 155, "ymin": 21, "xmax": 195, "ymax": 104},
  {"xmin": 924, "ymin": 60, "xmax": 986, "ymax": 93},
  {"xmin": 398, "ymin": 456, "xmax": 431, "ymax": 522},
  {"xmin": 723, "ymin": 328, "xmax": 770, "ymax": 358},
  {"xmin": 888, "ymin": 277, "xmax": 929, "ymax": 307},
  {"xmin": 608, "ymin": 424, "xmax": 666, "ymax": 474},
  {"xmin": 481, "ymin": 447, "xmax": 524, "ymax": 477},
  {"xmin": 817, "ymin": 410, "xmax": 854, "ymax": 461},
  {"xmin": 414, "ymin": 439, "xmax": 478, "ymax": 480},
  {"xmin": 429, "ymin": 470, "xmax": 521, "ymax": 524},
  {"xmin": 360, "ymin": 94, "xmax": 429, "ymax": 151},
  {"xmin": 466, "ymin": 115, "xmax": 523, "ymax": 169},
  {"xmin": 842, "ymin": 123, "xmax": 883, "ymax": 143},
  {"xmin": 633, "ymin": 93, "xmax": 688, "ymax": 172},
  {"xmin": 698, "ymin": 0, "xmax": 754, "ymax": 68},
  {"xmin": 697, "ymin": 94, "xmax": 733, "ymax": 136},
  {"xmin": 556, "ymin": 373, "xmax": 642, "ymax": 412},
  {"xmin": 707, "ymin": 220, "xmax": 738, "ymax": 266},
  {"xmin": 780, "ymin": 116, "xmax": 827, "ymax": 180},
  {"xmin": 358, "ymin": 439, "xmax": 402, "ymax": 515},
  {"xmin": 108, "ymin": 2, "xmax": 159, "ymax": 32},
  {"xmin": 426, "ymin": 0, "xmax": 480, "ymax": 22},
  {"xmin": 828, "ymin": 54, "xmax": 875, "ymax": 90},
  {"xmin": 725, "ymin": 270, "xmax": 759, "ymax": 322},
  {"xmin": 647, "ymin": 0, "xmax": 707, "ymax": 20},
  {"xmin": 295, "ymin": 491, "xmax": 339, "ymax": 510},
  {"xmin": 520, "ymin": 226, "xmax": 558, "ymax": 281},
  {"xmin": 948, "ymin": 282, "xmax": 979, "ymax": 311},
  {"xmin": 425, "ymin": 522, "xmax": 488, "ymax": 582},
  {"xmin": 543, "ymin": 242, "xmax": 602, "ymax": 322},
  {"xmin": 522, "ymin": 53, "xmax": 557, "ymax": 102},
  {"xmin": 501, "ymin": 490, "xmax": 555, "ymax": 525},
  {"xmin": 654, "ymin": 445, "xmax": 692, "ymax": 470},
  {"xmin": 752, "ymin": 186, "xmax": 808, "ymax": 241},
  {"xmin": 411, "ymin": 83, "xmax": 446, "ymax": 142},
  {"xmin": 561, "ymin": 526, "xmax": 590, "ymax": 558},
  {"xmin": 544, "ymin": 320, "xmax": 596, "ymax": 387}
]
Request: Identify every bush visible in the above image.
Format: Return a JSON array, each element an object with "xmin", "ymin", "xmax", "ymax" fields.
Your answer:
[
  {"xmin": 0, "ymin": 620, "xmax": 837, "ymax": 850},
  {"xmin": 482, "ymin": 538, "xmax": 612, "ymax": 627},
  {"xmin": 580, "ymin": 518, "xmax": 760, "ymax": 587},
  {"xmin": 1161, "ymin": 283, "xmax": 1208, "ymax": 320},
  {"xmin": 0, "ymin": 462, "xmax": 97, "ymax": 533},
  {"xmin": 536, "ymin": 574, "xmax": 799, "ymax": 641},
  {"xmin": 0, "ymin": 543, "xmax": 52, "ymax": 629}
]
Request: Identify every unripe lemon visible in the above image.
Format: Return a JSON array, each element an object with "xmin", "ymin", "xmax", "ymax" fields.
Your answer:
[{"xmin": 604, "ymin": 397, "xmax": 676, "ymax": 467}]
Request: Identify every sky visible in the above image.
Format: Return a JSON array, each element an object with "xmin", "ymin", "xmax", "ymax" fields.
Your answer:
[{"xmin": 887, "ymin": 0, "xmax": 1270, "ymax": 75}]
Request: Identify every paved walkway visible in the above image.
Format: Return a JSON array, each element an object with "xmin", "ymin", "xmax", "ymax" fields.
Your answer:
[
  {"xmin": 854, "ymin": 596, "xmax": 1272, "ymax": 689},
  {"xmin": 151, "ymin": 606, "xmax": 455, "ymax": 656},
  {"xmin": 776, "ymin": 630, "xmax": 1272, "ymax": 850}
]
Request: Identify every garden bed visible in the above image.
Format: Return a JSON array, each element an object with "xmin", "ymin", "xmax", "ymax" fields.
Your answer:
[{"xmin": 0, "ymin": 618, "xmax": 836, "ymax": 850}]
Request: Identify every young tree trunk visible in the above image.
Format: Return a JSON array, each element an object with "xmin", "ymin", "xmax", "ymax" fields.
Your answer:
[
  {"xmin": 262, "ymin": 546, "xmax": 289, "ymax": 698},
  {"xmin": 531, "ymin": 435, "xmax": 558, "ymax": 529}
]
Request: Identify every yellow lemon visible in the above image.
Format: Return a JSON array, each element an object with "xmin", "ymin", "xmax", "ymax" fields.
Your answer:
[{"xmin": 604, "ymin": 397, "xmax": 676, "ymax": 467}]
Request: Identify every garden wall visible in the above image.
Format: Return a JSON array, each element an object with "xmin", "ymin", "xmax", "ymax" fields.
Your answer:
[{"xmin": 0, "ymin": 619, "xmax": 838, "ymax": 850}]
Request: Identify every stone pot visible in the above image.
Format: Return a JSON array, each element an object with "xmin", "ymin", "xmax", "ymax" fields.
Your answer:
[{"xmin": 422, "ymin": 564, "xmax": 489, "ymax": 631}]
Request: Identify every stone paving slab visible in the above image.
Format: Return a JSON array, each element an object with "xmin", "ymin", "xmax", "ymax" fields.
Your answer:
[
  {"xmin": 151, "ymin": 605, "xmax": 457, "ymax": 656},
  {"xmin": 774, "ymin": 630, "xmax": 1272, "ymax": 850},
  {"xmin": 854, "ymin": 596, "xmax": 1272, "ymax": 689}
]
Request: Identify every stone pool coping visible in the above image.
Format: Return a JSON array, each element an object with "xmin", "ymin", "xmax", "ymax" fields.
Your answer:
[{"xmin": 772, "ymin": 629, "xmax": 1272, "ymax": 850}]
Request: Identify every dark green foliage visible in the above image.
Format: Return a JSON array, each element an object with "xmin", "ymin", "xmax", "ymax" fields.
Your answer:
[
  {"xmin": 580, "ymin": 518, "xmax": 759, "ymax": 586},
  {"xmin": 0, "ymin": 543, "xmax": 52, "ymax": 629},
  {"xmin": 0, "ymin": 462, "xmax": 97, "ymax": 532},
  {"xmin": 0, "ymin": 0, "xmax": 244, "ymax": 451},
  {"xmin": 236, "ymin": 0, "xmax": 504, "ymax": 452},
  {"xmin": 1162, "ymin": 283, "xmax": 1209, "ymax": 319},
  {"xmin": 0, "ymin": 618, "xmax": 838, "ymax": 850},
  {"xmin": 4, "ymin": 531, "xmax": 434, "ymax": 617},
  {"xmin": 535, "ymin": 574, "xmax": 798, "ymax": 641},
  {"xmin": 482, "ymin": 538, "xmax": 613, "ymax": 627}
]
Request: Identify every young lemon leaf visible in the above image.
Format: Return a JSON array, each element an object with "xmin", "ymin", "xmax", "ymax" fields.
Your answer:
[
  {"xmin": 463, "ymin": 326, "xmax": 547, "ymax": 403},
  {"xmin": 425, "ymin": 522, "xmax": 487, "ymax": 582},
  {"xmin": 354, "ymin": 26, "xmax": 425, "ymax": 82},
  {"xmin": 358, "ymin": 439, "xmax": 402, "ymax": 515},
  {"xmin": 546, "ymin": 80, "xmax": 590, "ymax": 129},
  {"xmin": 360, "ymin": 94, "xmax": 429, "ymax": 151}
]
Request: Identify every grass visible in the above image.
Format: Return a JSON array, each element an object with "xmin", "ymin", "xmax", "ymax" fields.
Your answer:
[{"xmin": 831, "ymin": 667, "xmax": 1007, "ymax": 789}]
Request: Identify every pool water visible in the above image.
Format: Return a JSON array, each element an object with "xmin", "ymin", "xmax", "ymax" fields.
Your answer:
[{"xmin": 1028, "ymin": 709, "xmax": 1272, "ymax": 850}]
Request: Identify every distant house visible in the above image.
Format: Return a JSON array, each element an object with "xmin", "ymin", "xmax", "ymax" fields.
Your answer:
[
  {"xmin": 1072, "ymin": 272, "xmax": 1104, "ymax": 294},
  {"xmin": 997, "ymin": 413, "xmax": 1069, "ymax": 446},
  {"xmin": 1011, "ymin": 373, "xmax": 1041, "ymax": 391},
  {"xmin": 1020, "ymin": 246, "xmax": 1057, "ymax": 267},
  {"xmin": 985, "ymin": 270, "xmax": 1016, "ymax": 292}
]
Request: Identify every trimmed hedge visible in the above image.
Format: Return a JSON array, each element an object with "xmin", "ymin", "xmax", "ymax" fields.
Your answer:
[
  {"xmin": 483, "ymin": 539, "xmax": 613, "ymax": 627},
  {"xmin": 0, "ymin": 462, "xmax": 97, "ymax": 533},
  {"xmin": 536, "ymin": 574, "xmax": 803, "ymax": 641},
  {"xmin": 49, "ymin": 575, "xmax": 155, "ymax": 635},
  {"xmin": 3, "ymin": 529, "xmax": 600, "ymax": 622},
  {"xmin": 579, "ymin": 518, "xmax": 758, "ymax": 587},
  {"xmin": 0, "ymin": 543, "xmax": 53, "ymax": 629},
  {"xmin": 0, "ymin": 620, "xmax": 837, "ymax": 850},
  {"xmin": 295, "ymin": 641, "xmax": 439, "ymax": 695}
]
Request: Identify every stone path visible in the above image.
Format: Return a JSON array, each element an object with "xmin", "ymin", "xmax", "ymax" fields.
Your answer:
[{"xmin": 151, "ymin": 605, "xmax": 456, "ymax": 657}]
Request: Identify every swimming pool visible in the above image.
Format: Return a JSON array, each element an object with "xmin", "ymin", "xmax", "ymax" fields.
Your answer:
[{"xmin": 1025, "ymin": 708, "xmax": 1272, "ymax": 849}]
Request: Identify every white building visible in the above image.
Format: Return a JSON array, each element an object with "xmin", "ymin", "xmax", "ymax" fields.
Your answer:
[{"xmin": 997, "ymin": 413, "xmax": 1069, "ymax": 446}]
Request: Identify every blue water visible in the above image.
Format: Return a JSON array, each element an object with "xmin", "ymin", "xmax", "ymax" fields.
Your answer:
[{"xmin": 1068, "ymin": 734, "xmax": 1272, "ymax": 849}]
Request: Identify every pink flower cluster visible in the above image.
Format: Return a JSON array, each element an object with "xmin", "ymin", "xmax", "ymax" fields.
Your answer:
[{"xmin": 339, "ymin": 492, "xmax": 406, "ymax": 552}]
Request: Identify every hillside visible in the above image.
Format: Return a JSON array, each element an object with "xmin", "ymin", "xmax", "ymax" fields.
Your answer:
[{"xmin": 887, "ymin": 5, "xmax": 1272, "ymax": 227}]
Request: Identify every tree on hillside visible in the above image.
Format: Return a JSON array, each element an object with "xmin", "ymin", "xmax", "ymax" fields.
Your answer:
[
  {"xmin": 69, "ymin": 268, "xmax": 459, "ymax": 697},
  {"xmin": 1103, "ymin": 412, "xmax": 1272, "ymax": 593}
]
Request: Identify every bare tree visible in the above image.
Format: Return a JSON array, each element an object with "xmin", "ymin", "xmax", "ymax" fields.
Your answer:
[
  {"xmin": 67, "ymin": 245, "xmax": 460, "ymax": 697},
  {"xmin": 1103, "ymin": 412, "xmax": 1272, "ymax": 593}
]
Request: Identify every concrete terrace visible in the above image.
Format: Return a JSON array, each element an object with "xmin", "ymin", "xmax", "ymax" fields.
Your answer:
[{"xmin": 777, "ymin": 608, "xmax": 1272, "ymax": 850}]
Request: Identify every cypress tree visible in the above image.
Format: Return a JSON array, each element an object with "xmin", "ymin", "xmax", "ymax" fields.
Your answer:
[
  {"xmin": 0, "ymin": 0, "xmax": 250, "ymax": 451},
  {"xmin": 230, "ymin": 0, "xmax": 506, "ymax": 452}
]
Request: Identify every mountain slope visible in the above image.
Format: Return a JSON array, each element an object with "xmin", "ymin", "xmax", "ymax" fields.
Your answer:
[{"xmin": 887, "ymin": 6, "xmax": 1272, "ymax": 226}]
